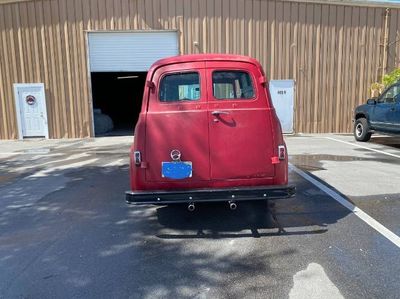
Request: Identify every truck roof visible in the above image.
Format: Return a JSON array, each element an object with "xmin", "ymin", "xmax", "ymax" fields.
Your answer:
[{"xmin": 149, "ymin": 54, "xmax": 264, "ymax": 74}]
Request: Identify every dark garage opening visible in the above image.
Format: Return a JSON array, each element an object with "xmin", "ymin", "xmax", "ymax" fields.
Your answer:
[{"xmin": 91, "ymin": 72, "xmax": 147, "ymax": 136}]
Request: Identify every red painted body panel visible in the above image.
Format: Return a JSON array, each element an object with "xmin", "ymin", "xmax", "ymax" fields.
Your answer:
[
  {"xmin": 145, "ymin": 63, "xmax": 210, "ymax": 183},
  {"xmin": 130, "ymin": 54, "xmax": 288, "ymax": 191},
  {"xmin": 205, "ymin": 61, "xmax": 275, "ymax": 180}
]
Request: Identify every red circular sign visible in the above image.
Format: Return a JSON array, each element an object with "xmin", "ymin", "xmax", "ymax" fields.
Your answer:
[{"xmin": 26, "ymin": 95, "xmax": 36, "ymax": 105}]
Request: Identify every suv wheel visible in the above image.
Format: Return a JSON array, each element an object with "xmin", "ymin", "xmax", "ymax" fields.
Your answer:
[{"xmin": 354, "ymin": 118, "xmax": 371, "ymax": 142}]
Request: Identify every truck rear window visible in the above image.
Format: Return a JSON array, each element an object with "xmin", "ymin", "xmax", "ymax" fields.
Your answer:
[
  {"xmin": 212, "ymin": 71, "xmax": 255, "ymax": 100},
  {"xmin": 159, "ymin": 72, "xmax": 200, "ymax": 102}
]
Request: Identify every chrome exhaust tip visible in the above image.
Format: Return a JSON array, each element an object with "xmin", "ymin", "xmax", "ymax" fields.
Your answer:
[
  {"xmin": 188, "ymin": 203, "xmax": 195, "ymax": 212},
  {"xmin": 229, "ymin": 201, "xmax": 237, "ymax": 210}
]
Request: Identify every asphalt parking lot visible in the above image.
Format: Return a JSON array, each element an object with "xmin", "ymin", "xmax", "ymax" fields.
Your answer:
[{"xmin": 0, "ymin": 134, "xmax": 399, "ymax": 298}]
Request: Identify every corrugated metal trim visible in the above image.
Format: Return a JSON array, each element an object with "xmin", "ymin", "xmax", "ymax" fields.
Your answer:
[
  {"xmin": 0, "ymin": 0, "xmax": 31, "ymax": 4},
  {"xmin": 2, "ymin": 0, "xmax": 400, "ymax": 8},
  {"xmin": 85, "ymin": 29, "xmax": 180, "ymax": 33},
  {"xmin": 285, "ymin": 0, "xmax": 400, "ymax": 9}
]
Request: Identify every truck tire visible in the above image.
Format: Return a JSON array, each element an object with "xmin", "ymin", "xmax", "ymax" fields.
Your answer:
[{"xmin": 354, "ymin": 118, "xmax": 371, "ymax": 142}]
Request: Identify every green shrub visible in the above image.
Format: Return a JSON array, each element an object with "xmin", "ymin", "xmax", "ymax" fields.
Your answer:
[
  {"xmin": 370, "ymin": 68, "xmax": 400, "ymax": 96},
  {"xmin": 382, "ymin": 68, "xmax": 400, "ymax": 86}
]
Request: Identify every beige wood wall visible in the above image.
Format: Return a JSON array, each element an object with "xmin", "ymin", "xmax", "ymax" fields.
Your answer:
[{"xmin": 0, "ymin": 0, "xmax": 399, "ymax": 139}]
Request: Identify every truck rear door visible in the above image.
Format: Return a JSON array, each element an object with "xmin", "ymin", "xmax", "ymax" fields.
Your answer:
[
  {"xmin": 206, "ymin": 61, "xmax": 275, "ymax": 180},
  {"xmin": 145, "ymin": 62, "xmax": 210, "ymax": 183}
]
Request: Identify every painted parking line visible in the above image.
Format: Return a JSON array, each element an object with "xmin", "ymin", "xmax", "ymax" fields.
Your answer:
[
  {"xmin": 325, "ymin": 137, "xmax": 400, "ymax": 159},
  {"xmin": 290, "ymin": 164, "xmax": 400, "ymax": 248}
]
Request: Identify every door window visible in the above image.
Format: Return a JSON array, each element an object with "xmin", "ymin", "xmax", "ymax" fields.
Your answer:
[
  {"xmin": 212, "ymin": 71, "xmax": 255, "ymax": 100},
  {"xmin": 159, "ymin": 72, "xmax": 200, "ymax": 102},
  {"xmin": 379, "ymin": 85, "xmax": 400, "ymax": 103}
]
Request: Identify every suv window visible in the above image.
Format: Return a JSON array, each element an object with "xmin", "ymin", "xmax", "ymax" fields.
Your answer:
[
  {"xmin": 212, "ymin": 71, "xmax": 255, "ymax": 100},
  {"xmin": 379, "ymin": 85, "xmax": 400, "ymax": 103},
  {"xmin": 159, "ymin": 72, "xmax": 200, "ymax": 102}
]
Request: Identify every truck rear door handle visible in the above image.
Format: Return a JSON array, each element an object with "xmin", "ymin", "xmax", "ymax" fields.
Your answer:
[{"xmin": 211, "ymin": 111, "xmax": 230, "ymax": 116}]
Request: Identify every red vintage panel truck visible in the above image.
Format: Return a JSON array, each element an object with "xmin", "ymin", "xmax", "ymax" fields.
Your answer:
[{"xmin": 126, "ymin": 54, "xmax": 295, "ymax": 210}]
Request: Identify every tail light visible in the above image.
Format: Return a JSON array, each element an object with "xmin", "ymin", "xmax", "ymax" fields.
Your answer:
[
  {"xmin": 278, "ymin": 145, "xmax": 286, "ymax": 160},
  {"xmin": 133, "ymin": 151, "xmax": 141, "ymax": 165}
]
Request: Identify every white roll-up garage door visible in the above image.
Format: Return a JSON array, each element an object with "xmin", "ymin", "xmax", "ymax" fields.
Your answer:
[{"xmin": 88, "ymin": 31, "xmax": 179, "ymax": 72}]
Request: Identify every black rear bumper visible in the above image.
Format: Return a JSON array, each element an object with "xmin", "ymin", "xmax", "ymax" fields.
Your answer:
[{"xmin": 125, "ymin": 185, "xmax": 295, "ymax": 205}]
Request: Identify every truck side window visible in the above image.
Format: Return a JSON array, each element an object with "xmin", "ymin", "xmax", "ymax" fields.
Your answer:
[
  {"xmin": 212, "ymin": 71, "xmax": 255, "ymax": 100},
  {"xmin": 159, "ymin": 72, "xmax": 200, "ymax": 102},
  {"xmin": 379, "ymin": 85, "xmax": 400, "ymax": 103}
]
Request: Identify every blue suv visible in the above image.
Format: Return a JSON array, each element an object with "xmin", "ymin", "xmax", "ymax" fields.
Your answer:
[{"xmin": 353, "ymin": 82, "xmax": 400, "ymax": 142}]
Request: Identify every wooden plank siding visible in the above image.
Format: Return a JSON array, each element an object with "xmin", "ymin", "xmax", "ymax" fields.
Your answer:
[{"xmin": 0, "ymin": 0, "xmax": 399, "ymax": 139}]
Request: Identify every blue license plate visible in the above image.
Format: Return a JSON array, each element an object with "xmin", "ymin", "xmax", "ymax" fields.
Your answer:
[{"xmin": 162, "ymin": 162, "xmax": 192, "ymax": 179}]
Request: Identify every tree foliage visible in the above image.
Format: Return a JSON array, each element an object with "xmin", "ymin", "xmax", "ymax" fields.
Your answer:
[
  {"xmin": 382, "ymin": 68, "xmax": 400, "ymax": 86},
  {"xmin": 370, "ymin": 68, "xmax": 400, "ymax": 97}
]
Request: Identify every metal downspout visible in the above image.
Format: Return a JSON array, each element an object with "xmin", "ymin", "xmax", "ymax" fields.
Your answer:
[{"xmin": 382, "ymin": 8, "xmax": 390, "ymax": 81}]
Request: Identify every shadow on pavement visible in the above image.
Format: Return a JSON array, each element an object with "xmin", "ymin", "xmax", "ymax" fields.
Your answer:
[
  {"xmin": 0, "ymin": 161, "xmax": 350, "ymax": 298},
  {"xmin": 370, "ymin": 136, "xmax": 400, "ymax": 148},
  {"xmin": 155, "ymin": 200, "xmax": 329, "ymax": 239}
]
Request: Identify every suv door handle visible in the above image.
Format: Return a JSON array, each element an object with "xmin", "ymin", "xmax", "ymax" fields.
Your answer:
[{"xmin": 211, "ymin": 111, "xmax": 230, "ymax": 116}]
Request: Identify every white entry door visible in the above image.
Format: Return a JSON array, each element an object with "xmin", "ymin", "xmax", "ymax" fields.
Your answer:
[
  {"xmin": 14, "ymin": 83, "xmax": 49, "ymax": 139},
  {"xmin": 269, "ymin": 80, "xmax": 295, "ymax": 134}
]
